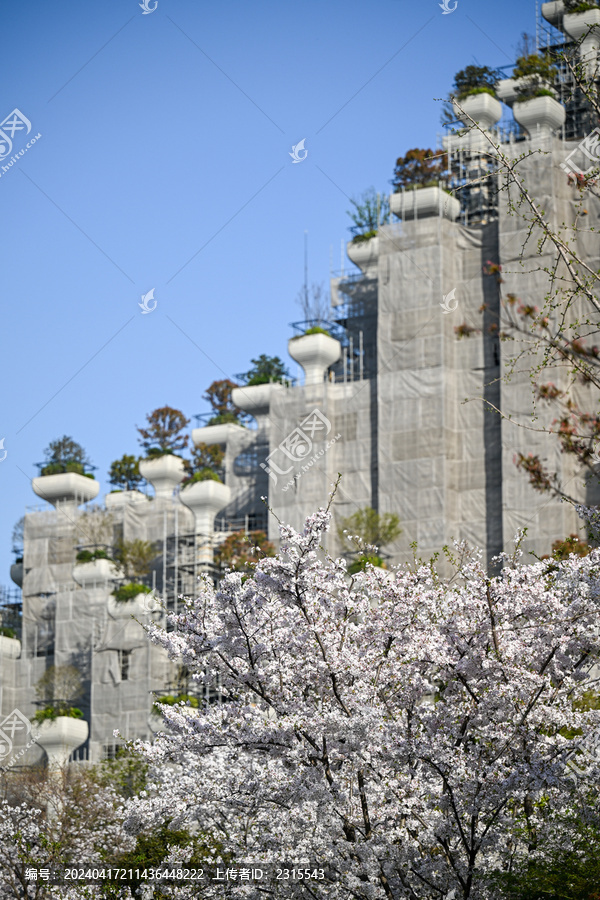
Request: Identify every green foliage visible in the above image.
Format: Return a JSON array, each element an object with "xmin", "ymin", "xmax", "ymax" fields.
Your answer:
[
  {"xmin": 189, "ymin": 442, "xmax": 225, "ymax": 478},
  {"xmin": 107, "ymin": 453, "xmax": 144, "ymax": 491},
  {"xmin": 452, "ymin": 65, "xmax": 498, "ymax": 99},
  {"xmin": 114, "ymin": 539, "xmax": 156, "ymax": 579},
  {"xmin": 137, "ymin": 406, "xmax": 190, "ymax": 456},
  {"xmin": 238, "ymin": 354, "xmax": 291, "ymax": 386},
  {"xmin": 93, "ymin": 748, "xmax": 148, "ymax": 800},
  {"xmin": 0, "ymin": 626, "xmax": 16, "ymax": 638},
  {"xmin": 347, "ymin": 187, "xmax": 390, "ymax": 237},
  {"xmin": 203, "ymin": 379, "xmax": 248, "ymax": 426},
  {"xmin": 76, "ymin": 548, "xmax": 111, "ymax": 562},
  {"xmin": 98, "ymin": 821, "xmax": 224, "ymax": 897},
  {"xmin": 565, "ymin": 0, "xmax": 599, "ymax": 11},
  {"xmin": 183, "ymin": 468, "xmax": 223, "ymax": 486},
  {"xmin": 351, "ymin": 229, "xmax": 378, "ymax": 244},
  {"xmin": 513, "ymin": 53, "xmax": 557, "ymax": 80},
  {"xmin": 491, "ymin": 796, "xmax": 600, "ymax": 900},
  {"xmin": 112, "ymin": 583, "xmax": 152, "ymax": 603},
  {"xmin": 392, "ymin": 147, "xmax": 448, "ymax": 191},
  {"xmin": 41, "ymin": 435, "xmax": 92, "ymax": 476},
  {"xmin": 290, "ymin": 326, "xmax": 332, "ymax": 339},
  {"xmin": 32, "ymin": 706, "xmax": 83, "ymax": 723},
  {"xmin": 152, "ymin": 694, "xmax": 200, "ymax": 716},
  {"xmin": 337, "ymin": 507, "xmax": 401, "ymax": 554},
  {"xmin": 513, "ymin": 53, "xmax": 558, "ymax": 101},
  {"xmin": 347, "ymin": 554, "xmax": 385, "ymax": 575},
  {"xmin": 304, "ymin": 326, "xmax": 331, "ymax": 336}
]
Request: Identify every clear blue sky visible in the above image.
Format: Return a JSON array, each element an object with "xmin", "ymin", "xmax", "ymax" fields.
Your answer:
[{"xmin": 0, "ymin": 0, "xmax": 541, "ymax": 580}]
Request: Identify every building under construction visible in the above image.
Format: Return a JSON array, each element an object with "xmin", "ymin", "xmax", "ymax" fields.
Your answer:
[{"xmin": 1, "ymin": 0, "xmax": 599, "ymax": 765}]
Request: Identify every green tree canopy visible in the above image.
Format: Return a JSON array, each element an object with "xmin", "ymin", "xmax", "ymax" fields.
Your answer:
[
  {"xmin": 451, "ymin": 64, "xmax": 498, "ymax": 99},
  {"xmin": 137, "ymin": 406, "xmax": 190, "ymax": 456},
  {"xmin": 392, "ymin": 148, "xmax": 448, "ymax": 191},
  {"xmin": 190, "ymin": 442, "xmax": 225, "ymax": 476},
  {"xmin": 203, "ymin": 379, "xmax": 248, "ymax": 426},
  {"xmin": 336, "ymin": 506, "xmax": 401, "ymax": 554},
  {"xmin": 346, "ymin": 187, "xmax": 390, "ymax": 239},
  {"xmin": 114, "ymin": 539, "xmax": 157, "ymax": 579},
  {"xmin": 41, "ymin": 435, "xmax": 91, "ymax": 475},
  {"xmin": 108, "ymin": 454, "xmax": 144, "ymax": 491},
  {"xmin": 237, "ymin": 355, "xmax": 291, "ymax": 386}
]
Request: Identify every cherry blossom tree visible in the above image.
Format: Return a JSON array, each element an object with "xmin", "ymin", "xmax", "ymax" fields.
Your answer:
[{"xmin": 126, "ymin": 501, "xmax": 600, "ymax": 899}]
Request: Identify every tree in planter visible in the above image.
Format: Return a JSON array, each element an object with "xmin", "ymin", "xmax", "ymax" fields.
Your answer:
[
  {"xmin": 185, "ymin": 442, "xmax": 225, "ymax": 485},
  {"xmin": 336, "ymin": 505, "xmax": 401, "ymax": 570},
  {"xmin": 441, "ymin": 64, "xmax": 499, "ymax": 124},
  {"xmin": 391, "ymin": 147, "xmax": 448, "ymax": 191},
  {"xmin": 451, "ymin": 64, "xmax": 499, "ymax": 99},
  {"xmin": 125, "ymin": 502, "xmax": 600, "ymax": 900},
  {"xmin": 74, "ymin": 508, "xmax": 115, "ymax": 557},
  {"xmin": 112, "ymin": 583, "xmax": 152, "ymax": 603},
  {"xmin": 295, "ymin": 281, "xmax": 331, "ymax": 330},
  {"xmin": 214, "ymin": 529, "xmax": 275, "ymax": 573},
  {"xmin": 136, "ymin": 405, "xmax": 190, "ymax": 458},
  {"xmin": 33, "ymin": 664, "xmax": 84, "ymax": 720},
  {"xmin": 346, "ymin": 187, "xmax": 390, "ymax": 243},
  {"xmin": 203, "ymin": 379, "xmax": 249, "ymax": 427},
  {"xmin": 114, "ymin": 539, "xmax": 157, "ymax": 580},
  {"xmin": 40, "ymin": 435, "xmax": 92, "ymax": 477},
  {"xmin": 513, "ymin": 51, "xmax": 558, "ymax": 100},
  {"xmin": 108, "ymin": 453, "xmax": 145, "ymax": 491},
  {"xmin": 237, "ymin": 354, "xmax": 291, "ymax": 386}
]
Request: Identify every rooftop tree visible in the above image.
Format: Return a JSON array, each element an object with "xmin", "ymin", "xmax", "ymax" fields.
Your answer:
[
  {"xmin": 203, "ymin": 379, "xmax": 248, "ymax": 427},
  {"xmin": 237, "ymin": 355, "xmax": 291, "ymax": 386},
  {"xmin": 137, "ymin": 406, "xmax": 190, "ymax": 458},
  {"xmin": 346, "ymin": 187, "xmax": 390, "ymax": 243},
  {"xmin": 40, "ymin": 435, "xmax": 92, "ymax": 476},
  {"xmin": 108, "ymin": 454, "xmax": 145, "ymax": 491},
  {"xmin": 391, "ymin": 148, "xmax": 448, "ymax": 191}
]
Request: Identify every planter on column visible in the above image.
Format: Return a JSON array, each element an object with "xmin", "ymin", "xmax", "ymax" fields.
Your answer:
[
  {"xmin": 73, "ymin": 558, "xmax": 120, "ymax": 588},
  {"xmin": 191, "ymin": 423, "xmax": 247, "ymax": 449},
  {"xmin": 180, "ymin": 480, "xmax": 231, "ymax": 535},
  {"xmin": 564, "ymin": 9, "xmax": 600, "ymax": 77},
  {"xmin": 496, "ymin": 77, "xmax": 555, "ymax": 106},
  {"xmin": 346, "ymin": 236, "xmax": 379, "ymax": 275},
  {"xmin": 0, "ymin": 635, "xmax": 21, "ymax": 658},
  {"xmin": 288, "ymin": 333, "xmax": 341, "ymax": 387},
  {"xmin": 105, "ymin": 490, "xmax": 148, "ymax": 509},
  {"xmin": 231, "ymin": 383, "xmax": 284, "ymax": 434},
  {"xmin": 452, "ymin": 92, "xmax": 502, "ymax": 128},
  {"xmin": 138, "ymin": 455, "xmax": 186, "ymax": 499},
  {"xmin": 108, "ymin": 592, "xmax": 156, "ymax": 619},
  {"xmin": 390, "ymin": 187, "xmax": 460, "ymax": 221},
  {"xmin": 541, "ymin": 1, "xmax": 563, "ymax": 26},
  {"xmin": 513, "ymin": 95, "xmax": 566, "ymax": 138},
  {"xmin": 35, "ymin": 716, "xmax": 89, "ymax": 769},
  {"xmin": 10, "ymin": 562, "xmax": 23, "ymax": 587},
  {"xmin": 32, "ymin": 473, "xmax": 99, "ymax": 512},
  {"xmin": 180, "ymin": 480, "xmax": 231, "ymax": 566}
]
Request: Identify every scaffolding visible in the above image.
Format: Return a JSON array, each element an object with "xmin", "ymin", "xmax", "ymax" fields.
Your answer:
[{"xmin": 0, "ymin": 585, "xmax": 22, "ymax": 641}]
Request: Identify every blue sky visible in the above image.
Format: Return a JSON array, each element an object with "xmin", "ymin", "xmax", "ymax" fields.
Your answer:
[{"xmin": 0, "ymin": 0, "xmax": 543, "ymax": 580}]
